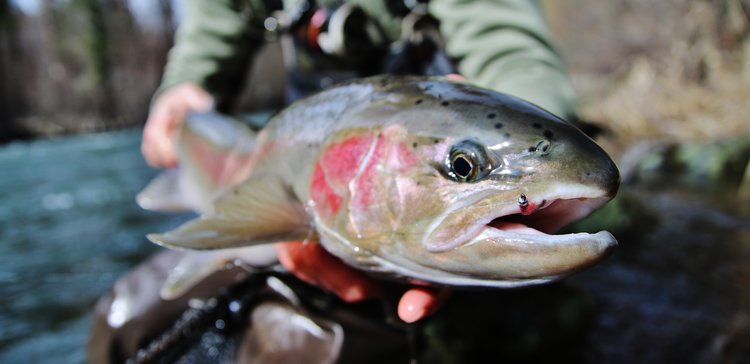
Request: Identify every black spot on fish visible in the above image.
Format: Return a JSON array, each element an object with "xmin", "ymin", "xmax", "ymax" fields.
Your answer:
[
  {"xmin": 504, "ymin": 133, "xmax": 510, "ymax": 138},
  {"xmin": 487, "ymin": 113, "xmax": 497, "ymax": 119},
  {"xmin": 585, "ymin": 172, "xmax": 591, "ymax": 177},
  {"xmin": 412, "ymin": 142, "xmax": 418, "ymax": 148},
  {"xmin": 415, "ymin": 99, "xmax": 423, "ymax": 105},
  {"xmin": 433, "ymin": 139, "xmax": 441, "ymax": 144},
  {"xmin": 494, "ymin": 123, "xmax": 503, "ymax": 129},
  {"xmin": 528, "ymin": 146, "xmax": 537, "ymax": 152},
  {"xmin": 379, "ymin": 79, "xmax": 389, "ymax": 87},
  {"xmin": 416, "ymin": 181, "xmax": 422, "ymax": 186},
  {"xmin": 441, "ymin": 100, "xmax": 450, "ymax": 106},
  {"xmin": 532, "ymin": 123, "xmax": 542, "ymax": 129},
  {"xmin": 544, "ymin": 130, "xmax": 554, "ymax": 139}
]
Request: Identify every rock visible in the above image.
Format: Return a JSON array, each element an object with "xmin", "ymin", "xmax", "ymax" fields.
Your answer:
[{"xmin": 630, "ymin": 136, "xmax": 750, "ymax": 189}]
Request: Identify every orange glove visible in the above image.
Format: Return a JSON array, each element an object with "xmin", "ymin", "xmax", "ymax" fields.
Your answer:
[{"xmin": 276, "ymin": 241, "xmax": 448, "ymax": 323}]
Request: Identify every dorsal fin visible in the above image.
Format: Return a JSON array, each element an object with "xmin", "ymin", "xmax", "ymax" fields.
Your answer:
[{"xmin": 148, "ymin": 176, "xmax": 314, "ymax": 250}]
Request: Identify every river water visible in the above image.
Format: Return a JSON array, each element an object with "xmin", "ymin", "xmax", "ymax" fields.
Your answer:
[
  {"xmin": 1, "ymin": 129, "xmax": 749, "ymax": 363},
  {"xmin": 0, "ymin": 129, "xmax": 185, "ymax": 363}
]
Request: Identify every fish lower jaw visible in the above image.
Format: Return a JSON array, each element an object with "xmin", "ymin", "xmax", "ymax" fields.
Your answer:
[
  {"xmin": 461, "ymin": 227, "xmax": 617, "ymax": 281},
  {"xmin": 469, "ymin": 225, "xmax": 616, "ymax": 250}
]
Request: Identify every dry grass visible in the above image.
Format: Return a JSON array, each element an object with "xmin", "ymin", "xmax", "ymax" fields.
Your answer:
[
  {"xmin": 583, "ymin": 3, "xmax": 750, "ymax": 145},
  {"xmin": 546, "ymin": 0, "xmax": 750, "ymax": 148}
]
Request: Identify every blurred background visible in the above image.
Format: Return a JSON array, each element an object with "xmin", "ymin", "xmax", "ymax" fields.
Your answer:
[
  {"xmin": 0, "ymin": 0, "xmax": 749, "ymax": 363},
  {"xmin": 1, "ymin": 0, "xmax": 174, "ymax": 140}
]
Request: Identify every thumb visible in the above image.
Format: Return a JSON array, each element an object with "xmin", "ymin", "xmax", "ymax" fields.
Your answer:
[{"xmin": 397, "ymin": 287, "xmax": 449, "ymax": 323}]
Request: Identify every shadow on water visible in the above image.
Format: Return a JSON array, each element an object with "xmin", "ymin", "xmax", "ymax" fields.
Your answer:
[{"xmin": 569, "ymin": 182, "xmax": 750, "ymax": 363}]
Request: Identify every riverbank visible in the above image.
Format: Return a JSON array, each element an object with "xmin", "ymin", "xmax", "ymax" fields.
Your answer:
[{"xmin": 1, "ymin": 114, "xmax": 143, "ymax": 144}]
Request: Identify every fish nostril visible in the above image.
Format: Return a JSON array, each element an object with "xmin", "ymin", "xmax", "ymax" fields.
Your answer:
[{"xmin": 536, "ymin": 140, "xmax": 552, "ymax": 156}]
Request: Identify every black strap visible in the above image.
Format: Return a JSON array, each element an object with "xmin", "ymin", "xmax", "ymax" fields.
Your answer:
[{"xmin": 126, "ymin": 275, "xmax": 266, "ymax": 364}]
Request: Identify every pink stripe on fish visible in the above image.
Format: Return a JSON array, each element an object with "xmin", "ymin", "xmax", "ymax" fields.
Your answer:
[
  {"xmin": 310, "ymin": 134, "xmax": 376, "ymax": 217},
  {"xmin": 310, "ymin": 129, "xmax": 419, "ymax": 219}
]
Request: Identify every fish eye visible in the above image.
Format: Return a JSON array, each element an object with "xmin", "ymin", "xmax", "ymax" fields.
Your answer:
[
  {"xmin": 446, "ymin": 141, "xmax": 489, "ymax": 182},
  {"xmin": 451, "ymin": 153, "xmax": 475, "ymax": 180},
  {"xmin": 536, "ymin": 140, "xmax": 552, "ymax": 156}
]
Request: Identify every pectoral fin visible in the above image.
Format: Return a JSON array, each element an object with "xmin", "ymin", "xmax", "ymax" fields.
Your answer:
[{"xmin": 148, "ymin": 176, "xmax": 313, "ymax": 250}]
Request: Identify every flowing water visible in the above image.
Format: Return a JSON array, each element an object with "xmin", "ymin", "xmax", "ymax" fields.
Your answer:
[
  {"xmin": 0, "ymin": 129, "xmax": 748, "ymax": 363},
  {"xmin": 0, "ymin": 129, "xmax": 186, "ymax": 363}
]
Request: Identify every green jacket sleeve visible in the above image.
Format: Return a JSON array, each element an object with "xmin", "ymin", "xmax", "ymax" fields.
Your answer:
[
  {"xmin": 156, "ymin": 0, "xmax": 264, "ymax": 110},
  {"xmin": 430, "ymin": 0, "xmax": 577, "ymax": 119}
]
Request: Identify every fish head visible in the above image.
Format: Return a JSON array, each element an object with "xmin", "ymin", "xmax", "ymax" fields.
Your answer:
[{"xmin": 337, "ymin": 78, "xmax": 620, "ymax": 287}]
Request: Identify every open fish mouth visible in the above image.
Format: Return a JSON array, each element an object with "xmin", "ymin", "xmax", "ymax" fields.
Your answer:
[
  {"xmin": 414, "ymin": 187, "xmax": 617, "ymax": 286},
  {"xmin": 428, "ymin": 184, "xmax": 616, "ymax": 251},
  {"xmin": 484, "ymin": 196, "xmax": 611, "ymax": 237},
  {"xmin": 461, "ymin": 194, "xmax": 616, "ymax": 281}
]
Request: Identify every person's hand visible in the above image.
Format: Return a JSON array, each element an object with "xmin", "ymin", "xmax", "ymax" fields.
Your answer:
[
  {"xmin": 275, "ymin": 241, "xmax": 448, "ymax": 323},
  {"xmin": 446, "ymin": 73, "xmax": 465, "ymax": 82},
  {"xmin": 141, "ymin": 83, "xmax": 213, "ymax": 168}
]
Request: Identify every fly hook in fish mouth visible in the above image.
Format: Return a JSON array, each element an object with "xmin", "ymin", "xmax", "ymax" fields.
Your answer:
[{"xmin": 518, "ymin": 193, "xmax": 528, "ymax": 207}]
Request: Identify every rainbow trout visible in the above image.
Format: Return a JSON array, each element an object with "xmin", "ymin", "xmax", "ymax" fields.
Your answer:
[{"xmin": 139, "ymin": 76, "xmax": 619, "ymax": 292}]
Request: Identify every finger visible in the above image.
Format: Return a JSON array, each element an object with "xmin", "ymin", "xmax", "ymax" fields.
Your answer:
[
  {"xmin": 275, "ymin": 242, "xmax": 380, "ymax": 303},
  {"xmin": 142, "ymin": 125, "xmax": 175, "ymax": 168},
  {"xmin": 153, "ymin": 133, "xmax": 177, "ymax": 168},
  {"xmin": 142, "ymin": 101, "xmax": 182, "ymax": 168},
  {"xmin": 182, "ymin": 84, "xmax": 214, "ymax": 111},
  {"xmin": 445, "ymin": 73, "xmax": 465, "ymax": 81},
  {"xmin": 397, "ymin": 287, "xmax": 449, "ymax": 323},
  {"xmin": 142, "ymin": 123, "xmax": 167, "ymax": 168},
  {"xmin": 275, "ymin": 242, "xmax": 316, "ymax": 282},
  {"xmin": 276, "ymin": 241, "xmax": 379, "ymax": 302},
  {"xmin": 309, "ymin": 245, "xmax": 379, "ymax": 302}
]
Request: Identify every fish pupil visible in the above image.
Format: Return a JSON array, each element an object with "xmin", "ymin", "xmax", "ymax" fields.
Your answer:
[{"xmin": 453, "ymin": 156, "xmax": 473, "ymax": 179}]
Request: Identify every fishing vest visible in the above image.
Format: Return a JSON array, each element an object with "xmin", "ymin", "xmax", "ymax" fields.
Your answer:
[{"xmin": 253, "ymin": 0, "xmax": 455, "ymax": 98}]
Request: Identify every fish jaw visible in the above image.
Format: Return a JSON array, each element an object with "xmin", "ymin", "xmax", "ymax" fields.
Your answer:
[
  {"xmin": 442, "ymin": 212, "xmax": 616, "ymax": 283},
  {"xmin": 396, "ymin": 183, "xmax": 618, "ymax": 286},
  {"xmin": 378, "ymin": 231, "xmax": 615, "ymax": 289},
  {"xmin": 424, "ymin": 182, "xmax": 610, "ymax": 250}
]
